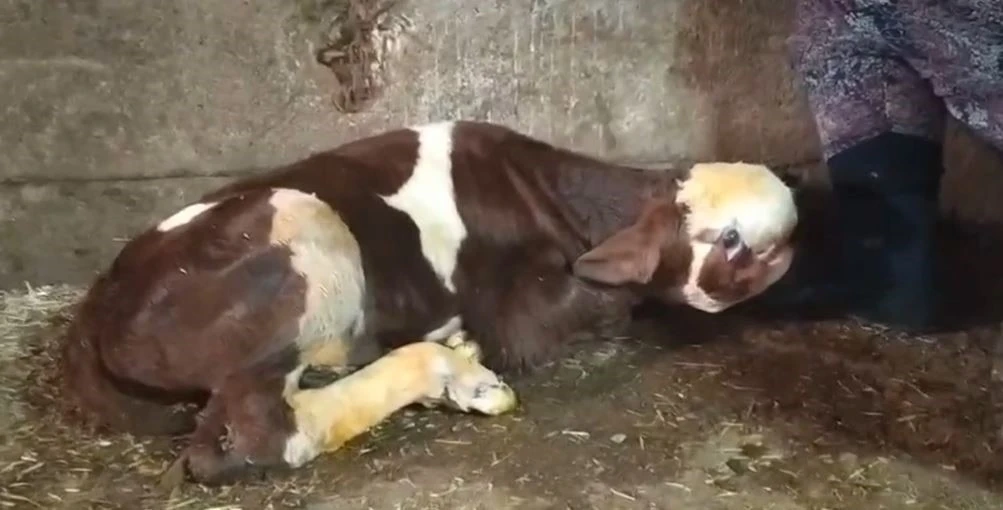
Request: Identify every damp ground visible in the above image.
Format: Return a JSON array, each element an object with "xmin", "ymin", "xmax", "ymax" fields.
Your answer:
[{"xmin": 2, "ymin": 286, "xmax": 1002, "ymax": 509}]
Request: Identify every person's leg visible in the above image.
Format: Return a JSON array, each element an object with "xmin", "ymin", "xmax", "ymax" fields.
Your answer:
[
  {"xmin": 892, "ymin": 1, "xmax": 1003, "ymax": 154},
  {"xmin": 765, "ymin": 0, "xmax": 948, "ymax": 332}
]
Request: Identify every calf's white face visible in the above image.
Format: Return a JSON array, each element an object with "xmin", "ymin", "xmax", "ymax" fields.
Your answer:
[
  {"xmin": 572, "ymin": 162, "xmax": 798, "ymax": 313},
  {"xmin": 673, "ymin": 162, "xmax": 797, "ymax": 312}
]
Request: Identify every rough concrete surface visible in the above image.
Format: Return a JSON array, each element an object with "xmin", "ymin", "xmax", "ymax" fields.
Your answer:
[
  {"xmin": 0, "ymin": 177, "xmax": 230, "ymax": 286},
  {"xmin": 0, "ymin": 0, "xmax": 822, "ymax": 288},
  {"xmin": 3, "ymin": 0, "xmax": 1003, "ymax": 289}
]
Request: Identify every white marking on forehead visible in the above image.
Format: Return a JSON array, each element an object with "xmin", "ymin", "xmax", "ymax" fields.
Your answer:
[
  {"xmin": 675, "ymin": 242, "xmax": 729, "ymax": 313},
  {"xmin": 734, "ymin": 199, "xmax": 797, "ymax": 253},
  {"xmin": 677, "ymin": 162, "xmax": 797, "ymax": 252},
  {"xmin": 380, "ymin": 121, "xmax": 467, "ymax": 293},
  {"xmin": 156, "ymin": 201, "xmax": 219, "ymax": 232}
]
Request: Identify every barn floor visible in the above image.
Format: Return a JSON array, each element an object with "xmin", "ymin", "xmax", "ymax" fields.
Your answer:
[{"xmin": 2, "ymin": 286, "xmax": 1003, "ymax": 510}]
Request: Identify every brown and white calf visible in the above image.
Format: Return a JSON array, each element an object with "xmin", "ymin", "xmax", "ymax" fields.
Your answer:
[{"xmin": 59, "ymin": 120, "xmax": 797, "ymax": 485}]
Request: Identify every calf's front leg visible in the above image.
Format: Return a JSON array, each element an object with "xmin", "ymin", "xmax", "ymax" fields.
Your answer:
[
  {"xmin": 175, "ymin": 351, "xmax": 298, "ymax": 487},
  {"xmin": 281, "ymin": 333, "xmax": 518, "ymax": 469}
]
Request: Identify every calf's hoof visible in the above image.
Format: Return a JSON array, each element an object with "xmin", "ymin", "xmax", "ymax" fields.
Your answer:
[
  {"xmin": 440, "ymin": 337, "xmax": 518, "ymax": 416},
  {"xmin": 469, "ymin": 383, "xmax": 518, "ymax": 416},
  {"xmin": 443, "ymin": 331, "xmax": 484, "ymax": 363}
]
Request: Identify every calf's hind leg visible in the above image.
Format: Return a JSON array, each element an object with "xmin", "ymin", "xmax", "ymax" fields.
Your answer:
[
  {"xmin": 178, "ymin": 351, "xmax": 300, "ymax": 486},
  {"xmin": 173, "ymin": 334, "xmax": 516, "ymax": 486}
]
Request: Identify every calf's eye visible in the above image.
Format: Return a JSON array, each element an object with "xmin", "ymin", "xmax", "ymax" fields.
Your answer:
[{"xmin": 721, "ymin": 228, "xmax": 741, "ymax": 250}]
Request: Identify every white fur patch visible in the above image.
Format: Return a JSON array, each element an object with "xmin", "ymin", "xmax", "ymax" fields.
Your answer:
[
  {"xmin": 676, "ymin": 237, "xmax": 795, "ymax": 314},
  {"xmin": 676, "ymin": 242, "xmax": 728, "ymax": 313},
  {"xmin": 282, "ymin": 430, "xmax": 320, "ymax": 468},
  {"xmin": 677, "ymin": 162, "xmax": 797, "ymax": 253},
  {"xmin": 268, "ymin": 189, "xmax": 368, "ymax": 351},
  {"xmin": 280, "ymin": 362, "xmax": 322, "ymax": 468},
  {"xmin": 156, "ymin": 201, "xmax": 218, "ymax": 232},
  {"xmin": 422, "ymin": 315, "xmax": 462, "ymax": 341},
  {"xmin": 380, "ymin": 121, "xmax": 468, "ymax": 293},
  {"xmin": 271, "ymin": 189, "xmax": 368, "ymax": 468}
]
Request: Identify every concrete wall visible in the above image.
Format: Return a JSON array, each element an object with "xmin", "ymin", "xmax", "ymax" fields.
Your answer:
[{"xmin": 1, "ymin": 0, "xmax": 1000, "ymax": 288}]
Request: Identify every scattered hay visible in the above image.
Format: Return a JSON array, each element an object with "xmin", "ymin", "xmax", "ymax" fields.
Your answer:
[
  {"xmin": 0, "ymin": 283, "xmax": 322, "ymax": 508},
  {"xmin": 0, "ymin": 284, "xmax": 83, "ymax": 433},
  {"xmin": 0, "ymin": 283, "xmax": 1001, "ymax": 508},
  {"xmin": 0, "ymin": 283, "xmax": 82, "ymax": 362}
]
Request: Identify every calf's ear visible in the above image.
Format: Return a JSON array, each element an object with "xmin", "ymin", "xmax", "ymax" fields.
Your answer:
[{"xmin": 572, "ymin": 200, "xmax": 677, "ymax": 286}]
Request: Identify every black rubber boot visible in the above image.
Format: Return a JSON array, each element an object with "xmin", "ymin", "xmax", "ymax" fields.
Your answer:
[{"xmin": 754, "ymin": 132, "xmax": 943, "ymax": 334}]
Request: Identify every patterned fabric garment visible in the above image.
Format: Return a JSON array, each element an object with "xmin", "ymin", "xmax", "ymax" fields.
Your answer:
[{"xmin": 788, "ymin": 0, "xmax": 1003, "ymax": 159}]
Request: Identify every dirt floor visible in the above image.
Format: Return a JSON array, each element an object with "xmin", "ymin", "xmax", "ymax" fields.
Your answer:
[{"xmin": 3, "ymin": 285, "xmax": 1003, "ymax": 510}]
